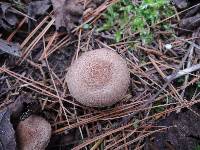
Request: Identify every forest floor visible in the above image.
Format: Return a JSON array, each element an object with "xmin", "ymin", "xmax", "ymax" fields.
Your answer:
[{"xmin": 0, "ymin": 0, "xmax": 200, "ymax": 150}]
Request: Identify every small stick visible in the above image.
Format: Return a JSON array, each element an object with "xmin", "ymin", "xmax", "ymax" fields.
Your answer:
[
  {"xmin": 180, "ymin": 29, "xmax": 199, "ymax": 97},
  {"xmin": 165, "ymin": 64, "xmax": 200, "ymax": 81},
  {"xmin": 7, "ymin": 17, "xmax": 27, "ymax": 42}
]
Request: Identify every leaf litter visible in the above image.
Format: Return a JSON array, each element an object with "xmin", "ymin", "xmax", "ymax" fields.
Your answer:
[
  {"xmin": 51, "ymin": 0, "xmax": 83, "ymax": 31},
  {"xmin": 28, "ymin": 0, "xmax": 51, "ymax": 18},
  {"xmin": 0, "ymin": 108, "xmax": 16, "ymax": 150},
  {"xmin": 0, "ymin": 0, "xmax": 200, "ymax": 150},
  {"xmin": 0, "ymin": 2, "xmax": 19, "ymax": 30},
  {"xmin": 0, "ymin": 39, "xmax": 21, "ymax": 57}
]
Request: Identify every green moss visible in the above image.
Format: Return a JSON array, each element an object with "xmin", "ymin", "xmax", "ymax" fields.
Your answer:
[
  {"xmin": 194, "ymin": 145, "xmax": 200, "ymax": 150},
  {"xmin": 97, "ymin": 0, "xmax": 174, "ymax": 44}
]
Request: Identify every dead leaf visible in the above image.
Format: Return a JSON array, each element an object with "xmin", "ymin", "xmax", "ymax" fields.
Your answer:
[
  {"xmin": 0, "ymin": 108, "xmax": 16, "ymax": 150},
  {"xmin": 152, "ymin": 106, "xmax": 200, "ymax": 150},
  {"xmin": 184, "ymin": 4, "xmax": 200, "ymax": 18},
  {"xmin": 51, "ymin": 0, "xmax": 83, "ymax": 31},
  {"xmin": 0, "ymin": 39, "xmax": 21, "ymax": 57},
  {"xmin": 51, "ymin": 0, "xmax": 65, "ymax": 30},
  {"xmin": 194, "ymin": 28, "xmax": 200, "ymax": 58},
  {"xmin": 179, "ymin": 14, "xmax": 200, "ymax": 31},
  {"xmin": 0, "ymin": 77, "xmax": 10, "ymax": 99},
  {"xmin": 0, "ymin": 2, "xmax": 18, "ymax": 30},
  {"xmin": 173, "ymin": 0, "xmax": 189, "ymax": 9},
  {"xmin": 28, "ymin": 0, "xmax": 51, "ymax": 18}
]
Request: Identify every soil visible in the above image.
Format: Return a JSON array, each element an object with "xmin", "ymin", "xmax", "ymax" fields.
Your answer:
[{"xmin": 146, "ymin": 105, "xmax": 200, "ymax": 150}]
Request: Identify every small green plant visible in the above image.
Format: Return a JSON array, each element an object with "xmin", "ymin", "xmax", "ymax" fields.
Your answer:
[
  {"xmin": 150, "ymin": 101, "xmax": 166, "ymax": 114},
  {"xmin": 196, "ymin": 81, "xmax": 200, "ymax": 88},
  {"xmin": 8, "ymin": 0, "xmax": 26, "ymax": 11},
  {"xmin": 194, "ymin": 145, "xmax": 200, "ymax": 150},
  {"xmin": 97, "ymin": 0, "xmax": 174, "ymax": 44}
]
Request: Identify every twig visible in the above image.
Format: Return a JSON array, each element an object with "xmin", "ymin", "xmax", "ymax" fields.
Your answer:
[
  {"xmin": 180, "ymin": 30, "xmax": 199, "ymax": 97},
  {"xmin": 165, "ymin": 64, "xmax": 200, "ymax": 81}
]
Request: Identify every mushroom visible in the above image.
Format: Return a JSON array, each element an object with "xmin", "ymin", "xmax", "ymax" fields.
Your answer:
[
  {"xmin": 16, "ymin": 115, "xmax": 52, "ymax": 150},
  {"xmin": 66, "ymin": 48, "xmax": 130, "ymax": 107}
]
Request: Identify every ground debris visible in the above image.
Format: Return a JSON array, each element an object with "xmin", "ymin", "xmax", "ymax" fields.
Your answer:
[
  {"xmin": 51, "ymin": 0, "xmax": 65, "ymax": 30},
  {"xmin": 173, "ymin": 0, "xmax": 189, "ymax": 9},
  {"xmin": 28, "ymin": 0, "xmax": 51, "ymax": 18},
  {"xmin": 1, "ymin": 0, "xmax": 200, "ymax": 149},
  {"xmin": 184, "ymin": 4, "xmax": 200, "ymax": 18},
  {"xmin": 179, "ymin": 13, "xmax": 200, "ymax": 31},
  {"xmin": 51, "ymin": 0, "xmax": 83, "ymax": 31},
  {"xmin": 148, "ymin": 106, "xmax": 200, "ymax": 150},
  {"xmin": 0, "ymin": 108, "xmax": 16, "ymax": 150},
  {"xmin": 194, "ymin": 28, "xmax": 200, "ymax": 58},
  {"xmin": 0, "ymin": 2, "xmax": 18, "ymax": 30},
  {"xmin": 0, "ymin": 39, "xmax": 21, "ymax": 57}
]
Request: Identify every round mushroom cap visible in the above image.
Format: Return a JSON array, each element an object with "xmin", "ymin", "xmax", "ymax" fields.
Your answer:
[
  {"xmin": 17, "ymin": 115, "xmax": 52, "ymax": 150},
  {"xmin": 66, "ymin": 48, "xmax": 130, "ymax": 107}
]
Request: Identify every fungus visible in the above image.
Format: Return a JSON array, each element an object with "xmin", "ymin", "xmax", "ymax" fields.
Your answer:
[
  {"xmin": 16, "ymin": 115, "xmax": 52, "ymax": 150},
  {"xmin": 66, "ymin": 48, "xmax": 130, "ymax": 107}
]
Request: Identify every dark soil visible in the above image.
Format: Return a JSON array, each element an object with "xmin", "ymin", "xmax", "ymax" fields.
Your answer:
[{"xmin": 146, "ymin": 105, "xmax": 200, "ymax": 150}]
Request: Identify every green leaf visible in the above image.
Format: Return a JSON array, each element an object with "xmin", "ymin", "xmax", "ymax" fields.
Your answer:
[
  {"xmin": 132, "ymin": 17, "xmax": 144, "ymax": 31},
  {"xmin": 194, "ymin": 145, "xmax": 200, "ymax": 150},
  {"xmin": 82, "ymin": 24, "xmax": 91, "ymax": 29},
  {"xmin": 115, "ymin": 31, "xmax": 122, "ymax": 42}
]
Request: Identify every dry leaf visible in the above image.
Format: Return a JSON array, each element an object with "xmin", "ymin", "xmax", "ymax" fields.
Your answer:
[
  {"xmin": 0, "ymin": 108, "xmax": 16, "ymax": 150},
  {"xmin": 28, "ymin": 0, "xmax": 51, "ymax": 18},
  {"xmin": 51, "ymin": 0, "xmax": 83, "ymax": 31},
  {"xmin": 0, "ymin": 39, "xmax": 21, "ymax": 57},
  {"xmin": 0, "ymin": 3, "xmax": 18, "ymax": 30}
]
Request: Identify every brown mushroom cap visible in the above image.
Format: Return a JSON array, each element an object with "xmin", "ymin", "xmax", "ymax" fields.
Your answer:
[
  {"xmin": 17, "ymin": 115, "xmax": 52, "ymax": 150},
  {"xmin": 66, "ymin": 48, "xmax": 130, "ymax": 107}
]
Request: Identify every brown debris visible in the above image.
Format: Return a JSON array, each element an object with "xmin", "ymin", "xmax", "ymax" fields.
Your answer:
[
  {"xmin": 51, "ymin": 0, "xmax": 83, "ymax": 31},
  {"xmin": 179, "ymin": 13, "xmax": 200, "ymax": 31},
  {"xmin": 0, "ymin": 0, "xmax": 200, "ymax": 149},
  {"xmin": 173, "ymin": 0, "xmax": 189, "ymax": 9},
  {"xmin": 0, "ymin": 109, "xmax": 16, "ymax": 150}
]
